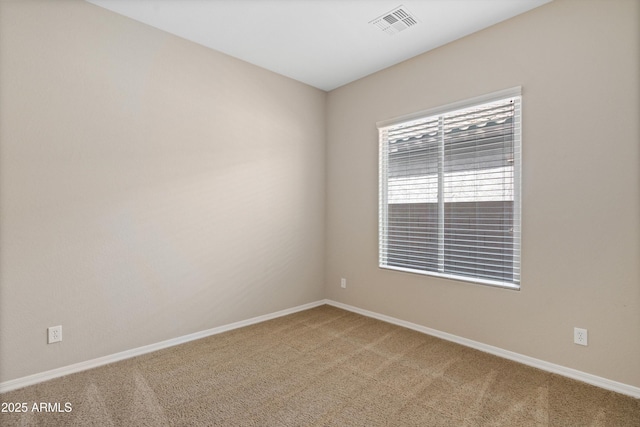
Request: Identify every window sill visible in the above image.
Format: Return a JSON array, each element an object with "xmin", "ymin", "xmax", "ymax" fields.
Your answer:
[{"xmin": 379, "ymin": 264, "xmax": 521, "ymax": 291}]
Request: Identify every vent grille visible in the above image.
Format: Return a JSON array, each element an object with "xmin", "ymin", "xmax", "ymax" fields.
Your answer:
[{"xmin": 370, "ymin": 5, "xmax": 418, "ymax": 35}]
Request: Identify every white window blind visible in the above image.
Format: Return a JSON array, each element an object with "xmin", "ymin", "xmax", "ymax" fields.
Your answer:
[{"xmin": 378, "ymin": 88, "xmax": 521, "ymax": 289}]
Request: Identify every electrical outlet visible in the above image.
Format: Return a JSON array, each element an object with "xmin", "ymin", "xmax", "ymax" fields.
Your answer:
[
  {"xmin": 574, "ymin": 327, "xmax": 587, "ymax": 346},
  {"xmin": 48, "ymin": 325, "xmax": 62, "ymax": 344},
  {"xmin": 340, "ymin": 278, "xmax": 347, "ymax": 289}
]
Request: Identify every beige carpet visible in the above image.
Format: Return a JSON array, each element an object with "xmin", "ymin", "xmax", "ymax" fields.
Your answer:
[{"xmin": 1, "ymin": 305, "xmax": 639, "ymax": 426}]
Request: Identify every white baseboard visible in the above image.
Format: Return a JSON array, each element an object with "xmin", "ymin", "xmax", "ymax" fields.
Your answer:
[
  {"xmin": 0, "ymin": 300, "xmax": 326, "ymax": 394},
  {"xmin": 3, "ymin": 299, "xmax": 638, "ymax": 399},
  {"xmin": 325, "ymin": 299, "xmax": 640, "ymax": 399}
]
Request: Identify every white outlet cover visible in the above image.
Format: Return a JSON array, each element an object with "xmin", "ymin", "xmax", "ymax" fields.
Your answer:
[
  {"xmin": 48, "ymin": 325, "xmax": 62, "ymax": 344},
  {"xmin": 574, "ymin": 327, "xmax": 588, "ymax": 346}
]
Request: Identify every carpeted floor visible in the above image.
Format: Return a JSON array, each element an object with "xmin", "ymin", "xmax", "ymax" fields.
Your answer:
[{"xmin": 1, "ymin": 305, "xmax": 639, "ymax": 426}]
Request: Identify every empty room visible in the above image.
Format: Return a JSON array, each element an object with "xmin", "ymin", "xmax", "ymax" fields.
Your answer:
[{"xmin": 0, "ymin": 0, "xmax": 638, "ymax": 425}]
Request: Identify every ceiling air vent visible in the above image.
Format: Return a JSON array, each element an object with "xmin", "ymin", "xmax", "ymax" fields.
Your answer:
[{"xmin": 370, "ymin": 5, "xmax": 418, "ymax": 36}]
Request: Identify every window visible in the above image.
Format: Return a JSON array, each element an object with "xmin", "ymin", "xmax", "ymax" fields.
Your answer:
[{"xmin": 378, "ymin": 88, "xmax": 521, "ymax": 289}]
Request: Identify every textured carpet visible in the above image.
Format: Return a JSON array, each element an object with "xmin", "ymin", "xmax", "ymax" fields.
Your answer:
[{"xmin": 1, "ymin": 305, "xmax": 639, "ymax": 426}]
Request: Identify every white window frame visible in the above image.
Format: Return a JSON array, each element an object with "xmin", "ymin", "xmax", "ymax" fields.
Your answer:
[{"xmin": 378, "ymin": 87, "xmax": 522, "ymax": 290}]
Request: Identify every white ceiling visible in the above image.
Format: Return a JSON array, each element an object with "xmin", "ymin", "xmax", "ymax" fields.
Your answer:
[{"xmin": 86, "ymin": 0, "xmax": 551, "ymax": 91}]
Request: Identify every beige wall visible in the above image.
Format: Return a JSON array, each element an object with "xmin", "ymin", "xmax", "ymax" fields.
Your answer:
[
  {"xmin": 326, "ymin": 0, "xmax": 640, "ymax": 388},
  {"xmin": 0, "ymin": 0, "xmax": 325, "ymax": 382}
]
